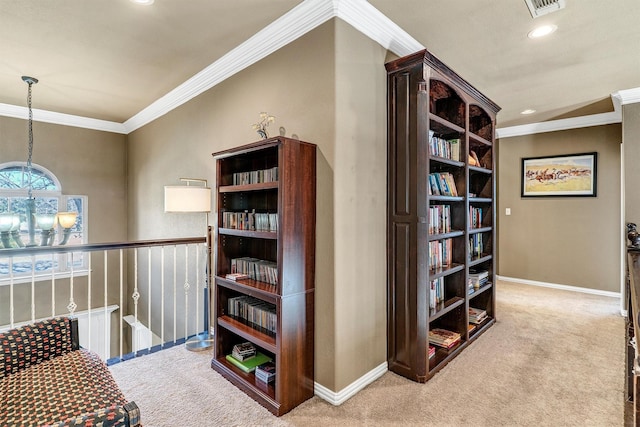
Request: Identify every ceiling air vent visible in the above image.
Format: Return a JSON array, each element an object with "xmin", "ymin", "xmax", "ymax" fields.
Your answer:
[{"xmin": 524, "ymin": 0, "xmax": 566, "ymax": 18}]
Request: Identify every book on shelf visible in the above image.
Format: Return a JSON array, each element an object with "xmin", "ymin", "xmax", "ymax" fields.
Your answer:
[
  {"xmin": 255, "ymin": 361, "xmax": 276, "ymax": 383},
  {"xmin": 225, "ymin": 352, "xmax": 272, "ymax": 373},
  {"xmin": 428, "ymin": 345, "xmax": 436, "ymax": 359},
  {"xmin": 232, "ymin": 342, "xmax": 257, "ymax": 361},
  {"xmin": 429, "ymin": 277, "xmax": 445, "ymax": 309},
  {"xmin": 468, "ymin": 323, "xmax": 476, "ymax": 333},
  {"xmin": 428, "ymin": 131, "xmax": 461, "ymax": 162},
  {"xmin": 469, "ymin": 307, "xmax": 488, "ymax": 324},
  {"xmin": 226, "ymin": 273, "xmax": 250, "ymax": 281},
  {"xmin": 230, "ymin": 257, "xmax": 278, "ymax": 285},
  {"xmin": 469, "ymin": 206, "xmax": 483, "ymax": 229},
  {"xmin": 429, "ymin": 238, "xmax": 452, "ymax": 270},
  {"xmin": 429, "ymin": 204, "xmax": 451, "ymax": 234},
  {"xmin": 468, "ymin": 234, "xmax": 484, "ymax": 258},
  {"xmin": 233, "ymin": 166, "xmax": 278, "ymax": 185},
  {"xmin": 222, "ymin": 210, "xmax": 278, "ymax": 232},
  {"xmin": 428, "ymin": 172, "xmax": 458, "ymax": 197},
  {"xmin": 227, "ymin": 295, "xmax": 277, "ymax": 334},
  {"xmin": 428, "ymin": 328, "xmax": 461, "ymax": 349},
  {"xmin": 468, "ymin": 268, "xmax": 489, "ymax": 289}
]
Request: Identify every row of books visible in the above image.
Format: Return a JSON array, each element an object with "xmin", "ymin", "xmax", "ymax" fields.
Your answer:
[
  {"xmin": 469, "ymin": 234, "xmax": 484, "ymax": 258},
  {"xmin": 428, "ymin": 328, "xmax": 461, "ymax": 349},
  {"xmin": 428, "ymin": 172, "xmax": 458, "ymax": 197},
  {"xmin": 222, "ymin": 210, "xmax": 278, "ymax": 232},
  {"xmin": 429, "ymin": 277, "xmax": 445, "ymax": 309},
  {"xmin": 233, "ymin": 166, "xmax": 278, "ymax": 185},
  {"xmin": 469, "ymin": 206, "xmax": 483, "ymax": 229},
  {"xmin": 429, "ymin": 131, "xmax": 461, "ymax": 161},
  {"xmin": 429, "ymin": 204, "xmax": 451, "ymax": 235},
  {"xmin": 428, "ymin": 238, "xmax": 452, "ymax": 271},
  {"xmin": 227, "ymin": 295, "xmax": 277, "ymax": 334},
  {"xmin": 231, "ymin": 257, "xmax": 278, "ymax": 285}
]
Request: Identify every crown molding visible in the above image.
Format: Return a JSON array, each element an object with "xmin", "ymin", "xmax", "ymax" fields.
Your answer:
[
  {"xmin": 334, "ymin": 0, "xmax": 423, "ymax": 57},
  {"xmin": 0, "ymin": 103, "xmax": 127, "ymax": 134},
  {"xmin": 1, "ymin": 0, "xmax": 639, "ymax": 136},
  {"xmin": 616, "ymin": 87, "xmax": 640, "ymax": 105},
  {"xmin": 123, "ymin": 0, "xmax": 335, "ymax": 133},
  {"xmin": 496, "ymin": 92, "xmax": 625, "ymax": 138}
]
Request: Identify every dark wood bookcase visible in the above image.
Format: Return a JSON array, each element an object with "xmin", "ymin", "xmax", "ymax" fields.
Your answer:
[
  {"xmin": 386, "ymin": 49, "xmax": 501, "ymax": 382},
  {"xmin": 210, "ymin": 137, "xmax": 316, "ymax": 415}
]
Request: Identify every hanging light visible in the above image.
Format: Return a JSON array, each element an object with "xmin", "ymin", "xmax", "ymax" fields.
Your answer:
[{"xmin": 0, "ymin": 77, "xmax": 78, "ymax": 249}]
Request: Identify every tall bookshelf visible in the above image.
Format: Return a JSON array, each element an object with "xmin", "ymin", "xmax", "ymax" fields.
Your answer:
[
  {"xmin": 210, "ymin": 137, "xmax": 316, "ymax": 415},
  {"xmin": 386, "ymin": 49, "xmax": 500, "ymax": 382}
]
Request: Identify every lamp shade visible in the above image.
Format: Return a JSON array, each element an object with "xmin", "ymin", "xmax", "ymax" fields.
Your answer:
[
  {"xmin": 164, "ymin": 186, "xmax": 211, "ymax": 213},
  {"xmin": 57, "ymin": 211, "xmax": 78, "ymax": 229}
]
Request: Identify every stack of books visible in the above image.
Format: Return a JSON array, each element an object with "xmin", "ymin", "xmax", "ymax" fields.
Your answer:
[
  {"xmin": 226, "ymin": 351, "xmax": 272, "ymax": 373},
  {"xmin": 428, "ymin": 345, "xmax": 436, "ymax": 359},
  {"xmin": 226, "ymin": 272, "xmax": 250, "ymax": 281},
  {"xmin": 255, "ymin": 361, "xmax": 276, "ymax": 383},
  {"xmin": 232, "ymin": 342, "xmax": 256, "ymax": 361},
  {"xmin": 469, "ymin": 307, "xmax": 488, "ymax": 324},
  {"xmin": 428, "ymin": 328, "xmax": 461, "ymax": 349},
  {"xmin": 468, "ymin": 269, "xmax": 489, "ymax": 290}
]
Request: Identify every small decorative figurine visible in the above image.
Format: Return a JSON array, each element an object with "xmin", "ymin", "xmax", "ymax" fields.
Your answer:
[
  {"xmin": 252, "ymin": 112, "xmax": 275, "ymax": 139},
  {"xmin": 628, "ymin": 223, "xmax": 640, "ymax": 248}
]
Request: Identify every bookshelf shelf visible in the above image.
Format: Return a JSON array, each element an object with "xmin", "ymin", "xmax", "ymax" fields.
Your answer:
[
  {"xmin": 211, "ymin": 137, "xmax": 316, "ymax": 416},
  {"xmin": 429, "ymin": 296, "xmax": 464, "ymax": 321},
  {"xmin": 217, "ymin": 315, "xmax": 277, "ymax": 353},
  {"xmin": 387, "ymin": 49, "xmax": 500, "ymax": 383},
  {"xmin": 219, "ymin": 181, "xmax": 279, "ymax": 193},
  {"xmin": 218, "ymin": 228, "xmax": 278, "ymax": 240},
  {"xmin": 428, "ymin": 230, "xmax": 465, "ymax": 241},
  {"xmin": 469, "ymin": 226, "xmax": 492, "ymax": 234}
]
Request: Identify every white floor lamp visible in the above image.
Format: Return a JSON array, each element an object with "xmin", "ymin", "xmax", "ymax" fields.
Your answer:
[{"xmin": 164, "ymin": 178, "xmax": 214, "ymax": 352}]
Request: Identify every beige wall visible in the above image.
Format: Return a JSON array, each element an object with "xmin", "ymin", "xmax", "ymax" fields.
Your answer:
[
  {"xmin": 0, "ymin": 116, "xmax": 128, "ymax": 243},
  {"xmin": 497, "ymin": 124, "xmax": 622, "ymax": 292},
  {"xmin": 127, "ymin": 18, "xmax": 390, "ymax": 393},
  {"xmin": 333, "ymin": 20, "xmax": 388, "ymax": 390},
  {"xmin": 127, "ymin": 21, "xmax": 344, "ymax": 390},
  {"xmin": 624, "ymin": 103, "xmax": 640, "ymax": 226},
  {"xmin": 0, "ymin": 116, "xmax": 128, "ymax": 354}
]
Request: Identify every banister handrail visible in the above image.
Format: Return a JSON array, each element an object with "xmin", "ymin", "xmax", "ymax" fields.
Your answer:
[{"xmin": 0, "ymin": 236, "xmax": 206, "ymax": 257}]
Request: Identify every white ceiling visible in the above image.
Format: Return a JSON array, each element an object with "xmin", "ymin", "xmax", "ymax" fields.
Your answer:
[{"xmin": 1, "ymin": 0, "xmax": 639, "ymax": 134}]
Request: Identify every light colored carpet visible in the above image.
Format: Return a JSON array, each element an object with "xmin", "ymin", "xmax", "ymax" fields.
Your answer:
[{"xmin": 110, "ymin": 281, "xmax": 625, "ymax": 426}]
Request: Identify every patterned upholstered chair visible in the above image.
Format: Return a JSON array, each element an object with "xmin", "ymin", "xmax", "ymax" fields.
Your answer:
[{"xmin": 0, "ymin": 316, "xmax": 141, "ymax": 426}]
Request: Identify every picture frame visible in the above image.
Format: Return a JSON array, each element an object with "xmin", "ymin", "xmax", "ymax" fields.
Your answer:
[{"xmin": 521, "ymin": 152, "xmax": 597, "ymax": 197}]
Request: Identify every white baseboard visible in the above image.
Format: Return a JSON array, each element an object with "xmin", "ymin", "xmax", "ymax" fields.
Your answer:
[
  {"xmin": 497, "ymin": 275, "xmax": 621, "ymax": 299},
  {"xmin": 314, "ymin": 361, "xmax": 388, "ymax": 405}
]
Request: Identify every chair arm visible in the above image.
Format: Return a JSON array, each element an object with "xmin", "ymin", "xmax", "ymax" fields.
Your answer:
[{"xmin": 54, "ymin": 402, "xmax": 141, "ymax": 427}]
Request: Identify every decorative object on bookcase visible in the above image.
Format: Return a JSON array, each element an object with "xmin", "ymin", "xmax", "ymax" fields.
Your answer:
[
  {"xmin": 251, "ymin": 112, "xmax": 275, "ymax": 139},
  {"xmin": 386, "ymin": 49, "xmax": 500, "ymax": 383},
  {"xmin": 210, "ymin": 136, "xmax": 316, "ymax": 416},
  {"xmin": 628, "ymin": 223, "xmax": 640, "ymax": 249}
]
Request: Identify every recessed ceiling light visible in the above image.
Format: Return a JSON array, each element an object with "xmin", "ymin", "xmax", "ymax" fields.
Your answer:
[
  {"xmin": 528, "ymin": 25, "xmax": 557, "ymax": 39},
  {"xmin": 521, "ymin": 109, "xmax": 536, "ymax": 115},
  {"xmin": 131, "ymin": 0, "xmax": 154, "ymax": 5}
]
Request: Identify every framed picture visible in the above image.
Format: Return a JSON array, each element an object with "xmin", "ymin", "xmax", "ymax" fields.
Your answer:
[{"xmin": 521, "ymin": 152, "xmax": 597, "ymax": 197}]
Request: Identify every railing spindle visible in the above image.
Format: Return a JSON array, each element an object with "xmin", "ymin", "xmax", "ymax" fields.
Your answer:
[
  {"xmin": 184, "ymin": 245, "xmax": 189, "ymax": 340},
  {"xmin": 119, "ymin": 249, "xmax": 124, "ymax": 361}
]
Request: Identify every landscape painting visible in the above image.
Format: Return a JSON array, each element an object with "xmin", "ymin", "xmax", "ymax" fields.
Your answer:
[{"xmin": 521, "ymin": 152, "xmax": 597, "ymax": 197}]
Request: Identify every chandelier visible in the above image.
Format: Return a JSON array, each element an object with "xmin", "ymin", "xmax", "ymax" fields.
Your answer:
[{"xmin": 0, "ymin": 76, "xmax": 77, "ymax": 248}]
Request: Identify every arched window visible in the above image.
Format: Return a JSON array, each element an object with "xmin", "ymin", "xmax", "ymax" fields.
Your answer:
[{"xmin": 0, "ymin": 162, "xmax": 88, "ymax": 283}]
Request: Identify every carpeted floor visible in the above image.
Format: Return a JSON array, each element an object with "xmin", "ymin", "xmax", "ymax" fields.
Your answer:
[{"xmin": 109, "ymin": 281, "xmax": 625, "ymax": 426}]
